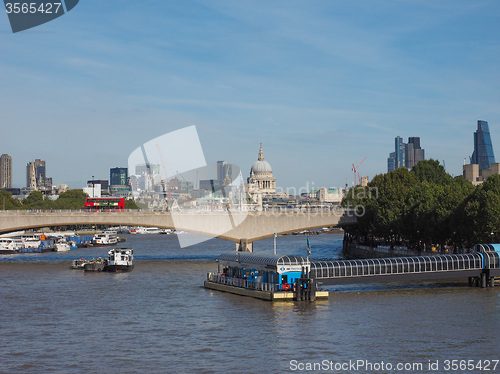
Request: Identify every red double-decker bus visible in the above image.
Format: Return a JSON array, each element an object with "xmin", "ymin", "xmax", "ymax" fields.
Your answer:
[{"xmin": 84, "ymin": 197, "xmax": 125, "ymax": 211}]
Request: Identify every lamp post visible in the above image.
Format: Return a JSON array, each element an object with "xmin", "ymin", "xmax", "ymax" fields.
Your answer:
[
  {"xmin": 491, "ymin": 232, "xmax": 494, "ymax": 243},
  {"xmin": 416, "ymin": 230, "xmax": 420, "ymax": 252},
  {"xmin": 92, "ymin": 175, "xmax": 95, "ymax": 198}
]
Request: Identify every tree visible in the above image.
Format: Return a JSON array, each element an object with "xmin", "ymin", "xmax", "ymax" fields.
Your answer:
[
  {"xmin": 22, "ymin": 190, "xmax": 49, "ymax": 210},
  {"xmin": 460, "ymin": 174, "xmax": 500, "ymax": 243},
  {"xmin": 124, "ymin": 199, "xmax": 138, "ymax": 209},
  {"xmin": 342, "ymin": 160, "xmax": 477, "ymax": 248},
  {"xmin": 0, "ymin": 190, "xmax": 22, "ymax": 210},
  {"xmin": 53, "ymin": 189, "xmax": 88, "ymax": 210},
  {"xmin": 412, "ymin": 159, "xmax": 452, "ymax": 185}
]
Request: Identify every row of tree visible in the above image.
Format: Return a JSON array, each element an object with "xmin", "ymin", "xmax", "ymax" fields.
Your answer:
[
  {"xmin": 342, "ymin": 159, "xmax": 500, "ymax": 248},
  {"xmin": 0, "ymin": 189, "xmax": 138, "ymax": 210}
]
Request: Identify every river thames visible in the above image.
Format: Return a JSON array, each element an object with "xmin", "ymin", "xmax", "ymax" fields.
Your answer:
[{"xmin": 0, "ymin": 232, "xmax": 499, "ymax": 373}]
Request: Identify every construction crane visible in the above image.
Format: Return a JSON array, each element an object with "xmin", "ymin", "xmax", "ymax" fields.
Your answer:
[{"xmin": 352, "ymin": 157, "xmax": 367, "ymax": 186}]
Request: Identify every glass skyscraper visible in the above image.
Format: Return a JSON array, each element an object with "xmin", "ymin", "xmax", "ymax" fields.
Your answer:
[
  {"xmin": 471, "ymin": 120, "xmax": 495, "ymax": 170},
  {"xmin": 387, "ymin": 136, "xmax": 425, "ymax": 172},
  {"xmin": 110, "ymin": 167, "xmax": 128, "ymax": 186}
]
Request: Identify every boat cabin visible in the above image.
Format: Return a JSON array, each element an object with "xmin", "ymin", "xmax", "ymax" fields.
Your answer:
[{"xmin": 216, "ymin": 252, "xmax": 310, "ymax": 290}]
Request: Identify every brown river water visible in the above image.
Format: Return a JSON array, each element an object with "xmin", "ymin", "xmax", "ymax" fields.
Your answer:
[{"xmin": 0, "ymin": 233, "xmax": 499, "ymax": 373}]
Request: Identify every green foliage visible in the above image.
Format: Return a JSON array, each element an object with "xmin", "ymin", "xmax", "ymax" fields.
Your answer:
[
  {"xmin": 459, "ymin": 174, "xmax": 500, "ymax": 243},
  {"xmin": 52, "ymin": 189, "xmax": 89, "ymax": 210},
  {"xmin": 0, "ymin": 190, "xmax": 22, "ymax": 210},
  {"xmin": 342, "ymin": 160, "xmax": 481, "ymax": 246},
  {"xmin": 3, "ymin": 188, "xmax": 139, "ymax": 212},
  {"xmin": 22, "ymin": 190, "xmax": 50, "ymax": 210},
  {"xmin": 412, "ymin": 159, "xmax": 453, "ymax": 185},
  {"xmin": 124, "ymin": 199, "xmax": 138, "ymax": 209}
]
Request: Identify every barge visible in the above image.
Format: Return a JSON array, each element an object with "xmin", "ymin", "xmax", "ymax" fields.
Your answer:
[
  {"xmin": 76, "ymin": 248, "xmax": 134, "ymax": 272},
  {"xmin": 204, "ymin": 252, "xmax": 328, "ymax": 301}
]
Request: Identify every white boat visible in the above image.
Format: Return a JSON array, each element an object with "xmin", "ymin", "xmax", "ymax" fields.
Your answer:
[
  {"xmin": 21, "ymin": 235, "xmax": 42, "ymax": 249},
  {"xmin": 104, "ymin": 248, "xmax": 134, "ymax": 272},
  {"xmin": 129, "ymin": 227, "xmax": 162, "ymax": 234},
  {"xmin": 54, "ymin": 238, "xmax": 71, "ymax": 252},
  {"xmin": 92, "ymin": 232, "xmax": 118, "ymax": 246},
  {"xmin": 0, "ymin": 237, "xmax": 23, "ymax": 254}
]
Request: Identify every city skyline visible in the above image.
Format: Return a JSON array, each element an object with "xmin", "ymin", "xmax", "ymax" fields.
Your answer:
[{"xmin": 1, "ymin": 1, "xmax": 500, "ymax": 189}]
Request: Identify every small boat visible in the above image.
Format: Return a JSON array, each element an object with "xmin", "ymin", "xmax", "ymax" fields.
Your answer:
[
  {"xmin": 71, "ymin": 258, "xmax": 87, "ymax": 269},
  {"xmin": 83, "ymin": 257, "xmax": 106, "ymax": 272},
  {"xmin": 54, "ymin": 238, "xmax": 71, "ymax": 252},
  {"xmin": 0, "ymin": 237, "xmax": 22, "ymax": 254},
  {"xmin": 103, "ymin": 248, "xmax": 134, "ymax": 272},
  {"xmin": 92, "ymin": 232, "xmax": 118, "ymax": 246}
]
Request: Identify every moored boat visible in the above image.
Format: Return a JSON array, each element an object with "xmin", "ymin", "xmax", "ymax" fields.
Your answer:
[
  {"xmin": 103, "ymin": 248, "xmax": 134, "ymax": 272},
  {"xmin": 54, "ymin": 238, "xmax": 71, "ymax": 252},
  {"xmin": 92, "ymin": 232, "xmax": 118, "ymax": 246},
  {"xmin": 0, "ymin": 237, "xmax": 23, "ymax": 254}
]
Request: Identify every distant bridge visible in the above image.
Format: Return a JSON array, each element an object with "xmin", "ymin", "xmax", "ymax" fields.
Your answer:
[{"xmin": 0, "ymin": 209, "xmax": 356, "ymax": 251}]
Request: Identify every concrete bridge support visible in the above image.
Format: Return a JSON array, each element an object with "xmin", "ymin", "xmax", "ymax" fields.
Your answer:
[{"xmin": 236, "ymin": 239, "xmax": 253, "ymax": 252}]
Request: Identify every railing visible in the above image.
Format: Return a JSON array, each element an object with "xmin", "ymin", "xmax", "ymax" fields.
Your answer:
[
  {"xmin": 207, "ymin": 272, "xmax": 279, "ymax": 293},
  {"xmin": 0, "ymin": 207, "xmax": 354, "ymax": 215}
]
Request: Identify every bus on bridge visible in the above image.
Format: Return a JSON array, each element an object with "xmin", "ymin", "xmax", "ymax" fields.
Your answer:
[{"xmin": 84, "ymin": 197, "xmax": 125, "ymax": 212}]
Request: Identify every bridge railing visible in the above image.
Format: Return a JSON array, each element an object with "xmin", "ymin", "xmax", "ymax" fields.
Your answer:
[
  {"xmin": 0, "ymin": 206, "xmax": 357, "ymax": 215},
  {"xmin": 207, "ymin": 272, "xmax": 278, "ymax": 293}
]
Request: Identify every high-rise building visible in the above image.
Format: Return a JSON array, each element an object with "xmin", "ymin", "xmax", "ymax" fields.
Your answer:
[
  {"xmin": 26, "ymin": 159, "xmax": 48, "ymax": 189},
  {"xmin": 217, "ymin": 161, "xmax": 226, "ymax": 183},
  {"xmin": 135, "ymin": 163, "xmax": 161, "ymax": 176},
  {"xmin": 387, "ymin": 136, "xmax": 425, "ymax": 172},
  {"xmin": 0, "ymin": 154, "xmax": 12, "ymax": 188},
  {"xmin": 110, "ymin": 167, "xmax": 128, "ymax": 186},
  {"xmin": 395, "ymin": 136, "xmax": 405, "ymax": 169},
  {"xmin": 216, "ymin": 161, "xmax": 233, "ymax": 184},
  {"xmin": 387, "ymin": 152, "xmax": 396, "ymax": 172},
  {"xmin": 406, "ymin": 137, "xmax": 424, "ymax": 168},
  {"xmin": 471, "ymin": 120, "xmax": 495, "ymax": 170}
]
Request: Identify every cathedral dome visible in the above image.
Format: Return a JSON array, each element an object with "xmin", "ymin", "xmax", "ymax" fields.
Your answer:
[
  {"xmin": 249, "ymin": 143, "xmax": 273, "ymax": 175},
  {"xmin": 251, "ymin": 159, "xmax": 272, "ymax": 174}
]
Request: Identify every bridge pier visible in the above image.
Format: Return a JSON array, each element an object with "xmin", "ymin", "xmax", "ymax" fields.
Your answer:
[{"xmin": 236, "ymin": 239, "xmax": 253, "ymax": 252}]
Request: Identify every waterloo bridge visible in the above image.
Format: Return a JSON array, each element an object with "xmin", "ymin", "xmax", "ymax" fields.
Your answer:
[{"xmin": 0, "ymin": 209, "xmax": 357, "ymax": 251}]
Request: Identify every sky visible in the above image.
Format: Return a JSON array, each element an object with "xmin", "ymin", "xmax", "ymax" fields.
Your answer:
[{"xmin": 1, "ymin": 0, "xmax": 500, "ymax": 190}]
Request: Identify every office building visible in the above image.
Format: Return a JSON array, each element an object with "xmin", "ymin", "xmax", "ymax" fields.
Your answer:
[
  {"xmin": 0, "ymin": 154, "xmax": 12, "ymax": 188},
  {"xmin": 387, "ymin": 136, "xmax": 425, "ymax": 172},
  {"xmin": 464, "ymin": 120, "xmax": 498, "ymax": 185},
  {"xmin": 135, "ymin": 163, "xmax": 161, "ymax": 176},
  {"xmin": 217, "ymin": 161, "xmax": 233, "ymax": 184},
  {"xmin": 471, "ymin": 120, "xmax": 495, "ymax": 170},
  {"xmin": 110, "ymin": 167, "xmax": 128, "ymax": 186},
  {"xmin": 26, "ymin": 159, "xmax": 51, "ymax": 190}
]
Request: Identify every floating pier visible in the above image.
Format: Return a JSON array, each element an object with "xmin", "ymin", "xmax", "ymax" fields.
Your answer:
[{"xmin": 205, "ymin": 245, "xmax": 500, "ymax": 301}]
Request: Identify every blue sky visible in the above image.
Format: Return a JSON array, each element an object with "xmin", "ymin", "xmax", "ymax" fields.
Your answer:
[{"xmin": 1, "ymin": 0, "xmax": 500, "ymax": 190}]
